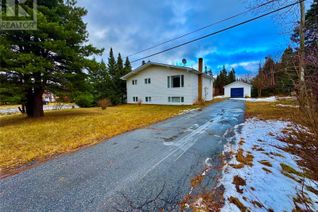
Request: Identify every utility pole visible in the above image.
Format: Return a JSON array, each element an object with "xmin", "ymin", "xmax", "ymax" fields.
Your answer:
[{"xmin": 299, "ymin": 0, "xmax": 305, "ymax": 82}]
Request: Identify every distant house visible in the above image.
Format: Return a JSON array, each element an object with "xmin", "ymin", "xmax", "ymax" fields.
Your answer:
[
  {"xmin": 42, "ymin": 91, "xmax": 56, "ymax": 103},
  {"xmin": 224, "ymin": 81, "xmax": 252, "ymax": 98},
  {"xmin": 121, "ymin": 58, "xmax": 213, "ymax": 105}
]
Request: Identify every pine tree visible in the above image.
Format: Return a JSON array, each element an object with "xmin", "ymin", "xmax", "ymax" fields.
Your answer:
[
  {"xmin": 228, "ymin": 68, "xmax": 236, "ymax": 83},
  {"xmin": 214, "ymin": 66, "xmax": 228, "ymax": 95},
  {"xmin": 0, "ymin": 0, "xmax": 102, "ymax": 117},
  {"xmin": 89, "ymin": 59, "xmax": 111, "ymax": 100},
  {"xmin": 114, "ymin": 53, "xmax": 124, "ymax": 103},
  {"xmin": 121, "ymin": 57, "xmax": 132, "ymax": 102},
  {"xmin": 124, "ymin": 57, "xmax": 132, "ymax": 73},
  {"xmin": 108, "ymin": 48, "xmax": 116, "ymax": 79}
]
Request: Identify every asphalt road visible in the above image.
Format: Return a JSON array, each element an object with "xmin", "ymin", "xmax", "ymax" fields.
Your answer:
[{"xmin": 0, "ymin": 100, "xmax": 245, "ymax": 211}]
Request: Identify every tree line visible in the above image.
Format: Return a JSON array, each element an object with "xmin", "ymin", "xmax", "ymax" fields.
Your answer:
[
  {"xmin": 0, "ymin": 0, "xmax": 131, "ymax": 117},
  {"xmin": 253, "ymin": 0, "xmax": 317, "ymax": 99},
  {"xmin": 79, "ymin": 48, "xmax": 132, "ymax": 107},
  {"xmin": 213, "ymin": 67, "xmax": 236, "ymax": 95}
]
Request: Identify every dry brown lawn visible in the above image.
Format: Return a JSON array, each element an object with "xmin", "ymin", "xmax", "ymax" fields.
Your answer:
[
  {"xmin": 0, "ymin": 98, "xmax": 224, "ymax": 175},
  {"xmin": 245, "ymin": 98, "xmax": 300, "ymax": 122}
]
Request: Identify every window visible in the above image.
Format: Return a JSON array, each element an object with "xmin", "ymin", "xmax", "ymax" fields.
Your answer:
[
  {"xmin": 133, "ymin": 97, "xmax": 138, "ymax": 102},
  {"xmin": 167, "ymin": 75, "xmax": 184, "ymax": 88},
  {"xmin": 132, "ymin": 79, "xmax": 137, "ymax": 85},
  {"xmin": 168, "ymin": 97, "xmax": 184, "ymax": 103},
  {"xmin": 145, "ymin": 97, "xmax": 152, "ymax": 102},
  {"xmin": 144, "ymin": 78, "xmax": 151, "ymax": 84}
]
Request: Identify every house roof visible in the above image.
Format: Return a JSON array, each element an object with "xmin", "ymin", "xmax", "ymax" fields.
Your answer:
[
  {"xmin": 121, "ymin": 62, "xmax": 214, "ymax": 80},
  {"xmin": 224, "ymin": 81, "xmax": 252, "ymax": 87}
]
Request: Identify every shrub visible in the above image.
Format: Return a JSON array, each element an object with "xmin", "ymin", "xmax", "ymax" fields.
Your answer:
[
  {"xmin": 98, "ymin": 98, "xmax": 110, "ymax": 110},
  {"xmin": 74, "ymin": 93, "xmax": 94, "ymax": 108}
]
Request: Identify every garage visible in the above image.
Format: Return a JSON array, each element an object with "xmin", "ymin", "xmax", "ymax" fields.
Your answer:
[
  {"xmin": 230, "ymin": 88, "xmax": 244, "ymax": 98},
  {"xmin": 224, "ymin": 81, "xmax": 252, "ymax": 98}
]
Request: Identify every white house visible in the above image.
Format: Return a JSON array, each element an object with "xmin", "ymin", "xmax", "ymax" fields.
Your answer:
[
  {"xmin": 224, "ymin": 81, "xmax": 252, "ymax": 98},
  {"xmin": 121, "ymin": 59, "xmax": 213, "ymax": 105}
]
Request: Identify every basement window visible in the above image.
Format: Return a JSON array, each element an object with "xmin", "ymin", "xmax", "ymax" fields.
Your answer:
[
  {"xmin": 133, "ymin": 97, "xmax": 138, "ymax": 102},
  {"xmin": 168, "ymin": 97, "xmax": 184, "ymax": 103},
  {"xmin": 145, "ymin": 97, "xmax": 152, "ymax": 102},
  {"xmin": 167, "ymin": 75, "xmax": 184, "ymax": 88}
]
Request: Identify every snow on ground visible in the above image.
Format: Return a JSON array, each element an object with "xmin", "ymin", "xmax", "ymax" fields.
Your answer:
[
  {"xmin": 0, "ymin": 104, "xmax": 78, "ymax": 115},
  {"xmin": 179, "ymin": 108, "xmax": 200, "ymax": 115},
  {"xmin": 214, "ymin": 95, "xmax": 225, "ymax": 99},
  {"xmin": 231, "ymin": 96, "xmax": 277, "ymax": 102},
  {"xmin": 276, "ymin": 104, "xmax": 299, "ymax": 108},
  {"xmin": 221, "ymin": 118, "xmax": 318, "ymax": 211}
]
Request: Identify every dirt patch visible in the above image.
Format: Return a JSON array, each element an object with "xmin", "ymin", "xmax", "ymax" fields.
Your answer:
[
  {"xmin": 232, "ymin": 175, "xmax": 246, "ymax": 194},
  {"xmin": 191, "ymin": 174, "xmax": 204, "ymax": 188},
  {"xmin": 228, "ymin": 196, "xmax": 248, "ymax": 212},
  {"xmin": 258, "ymin": 160, "xmax": 272, "ymax": 167},
  {"xmin": 180, "ymin": 185, "xmax": 225, "ymax": 212},
  {"xmin": 262, "ymin": 167, "xmax": 272, "ymax": 174},
  {"xmin": 236, "ymin": 149, "xmax": 254, "ymax": 167},
  {"xmin": 239, "ymin": 138, "xmax": 245, "ymax": 145},
  {"xmin": 230, "ymin": 163, "xmax": 244, "ymax": 169},
  {"xmin": 280, "ymin": 163, "xmax": 306, "ymax": 178},
  {"xmin": 251, "ymin": 200, "xmax": 263, "ymax": 208},
  {"xmin": 270, "ymin": 152, "xmax": 285, "ymax": 158},
  {"xmin": 252, "ymin": 145, "xmax": 265, "ymax": 151}
]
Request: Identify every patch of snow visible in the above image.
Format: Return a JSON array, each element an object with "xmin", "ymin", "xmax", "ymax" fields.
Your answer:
[
  {"xmin": 231, "ymin": 96, "xmax": 277, "ymax": 102},
  {"xmin": 277, "ymin": 96, "xmax": 296, "ymax": 100},
  {"xmin": 204, "ymin": 158, "xmax": 213, "ymax": 167},
  {"xmin": 276, "ymin": 104, "xmax": 299, "ymax": 108},
  {"xmin": 214, "ymin": 95, "xmax": 225, "ymax": 99},
  {"xmin": 221, "ymin": 118, "xmax": 318, "ymax": 211},
  {"xmin": 0, "ymin": 104, "xmax": 79, "ymax": 115},
  {"xmin": 193, "ymin": 197, "xmax": 205, "ymax": 209},
  {"xmin": 179, "ymin": 108, "xmax": 200, "ymax": 115}
]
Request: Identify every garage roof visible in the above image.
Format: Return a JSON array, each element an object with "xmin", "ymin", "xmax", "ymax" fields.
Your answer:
[{"xmin": 224, "ymin": 81, "xmax": 252, "ymax": 87}]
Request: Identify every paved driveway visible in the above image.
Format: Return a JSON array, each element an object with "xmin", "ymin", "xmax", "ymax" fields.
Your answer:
[{"xmin": 0, "ymin": 100, "xmax": 245, "ymax": 211}]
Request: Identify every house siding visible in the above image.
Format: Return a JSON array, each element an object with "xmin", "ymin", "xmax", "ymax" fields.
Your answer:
[{"xmin": 126, "ymin": 66, "xmax": 213, "ymax": 105}]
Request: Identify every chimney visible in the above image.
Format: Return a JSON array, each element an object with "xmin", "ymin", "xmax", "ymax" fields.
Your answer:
[{"xmin": 198, "ymin": 58, "xmax": 203, "ymax": 102}]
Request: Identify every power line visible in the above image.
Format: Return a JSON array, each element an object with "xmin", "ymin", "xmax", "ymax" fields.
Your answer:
[
  {"xmin": 128, "ymin": 0, "xmax": 279, "ymax": 57},
  {"xmin": 131, "ymin": 0, "xmax": 303, "ymax": 64}
]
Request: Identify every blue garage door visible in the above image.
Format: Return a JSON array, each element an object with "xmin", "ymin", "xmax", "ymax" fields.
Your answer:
[{"xmin": 231, "ymin": 88, "xmax": 244, "ymax": 98}]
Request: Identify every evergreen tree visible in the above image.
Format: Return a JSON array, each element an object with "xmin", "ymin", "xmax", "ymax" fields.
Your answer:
[
  {"xmin": 228, "ymin": 68, "xmax": 236, "ymax": 83},
  {"xmin": 124, "ymin": 57, "xmax": 132, "ymax": 73},
  {"xmin": 108, "ymin": 48, "xmax": 116, "ymax": 79},
  {"xmin": 114, "ymin": 53, "xmax": 124, "ymax": 104},
  {"xmin": 121, "ymin": 57, "xmax": 132, "ymax": 102},
  {"xmin": 275, "ymin": 47, "xmax": 298, "ymax": 94},
  {"xmin": 0, "ymin": 0, "xmax": 102, "ymax": 117},
  {"xmin": 292, "ymin": 0, "xmax": 318, "ymax": 49},
  {"xmin": 89, "ymin": 59, "xmax": 111, "ymax": 100},
  {"xmin": 214, "ymin": 66, "xmax": 228, "ymax": 95}
]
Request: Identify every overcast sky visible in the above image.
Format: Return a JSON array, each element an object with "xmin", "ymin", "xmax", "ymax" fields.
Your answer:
[{"xmin": 77, "ymin": 0, "xmax": 313, "ymax": 77}]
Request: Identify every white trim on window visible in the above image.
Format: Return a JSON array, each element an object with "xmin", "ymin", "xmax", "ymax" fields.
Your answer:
[
  {"xmin": 167, "ymin": 75, "xmax": 184, "ymax": 88},
  {"xmin": 168, "ymin": 96, "xmax": 184, "ymax": 103}
]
